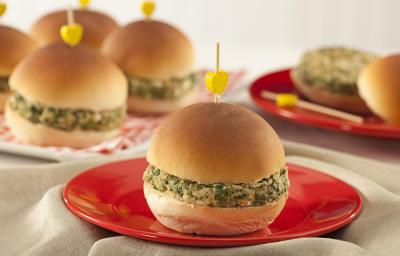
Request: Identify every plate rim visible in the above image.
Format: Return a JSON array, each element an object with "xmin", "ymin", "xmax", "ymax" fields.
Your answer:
[
  {"xmin": 63, "ymin": 158, "xmax": 363, "ymax": 247},
  {"xmin": 249, "ymin": 68, "xmax": 400, "ymax": 139}
]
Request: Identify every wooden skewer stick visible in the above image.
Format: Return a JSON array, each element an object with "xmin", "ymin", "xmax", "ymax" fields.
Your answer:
[
  {"xmin": 215, "ymin": 93, "xmax": 220, "ymax": 104},
  {"xmin": 261, "ymin": 90, "xmax": 364, "ymax": 124},
  {"xmin": 215, "ymin": 42, "xmax": 221, "ymax": 104},
  {"xmin": 216, "ymin": 42, "xmax": 220, "ymax": 73},
  {"xmin": 67, "ymin": 4, "xmax": 74, "ymax": 25}
]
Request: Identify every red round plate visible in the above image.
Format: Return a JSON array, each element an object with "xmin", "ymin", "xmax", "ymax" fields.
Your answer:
[
  {"xmin": 250, "ymin": 68, "xmax": 400, "ymax": 138},
  {"xmin": 63, "ymin": 158, "xmax": 362, "ymax": 247}
]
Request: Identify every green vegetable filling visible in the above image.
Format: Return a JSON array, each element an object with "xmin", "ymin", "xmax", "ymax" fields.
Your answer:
[
  {"xmin": 143, "ymin": 165, "xmax": 289, "ymax": 208},
  {"xmin": 0, "ymin": 77, "xmax": 9, "ymax": 93},
  {"xmin": 127, "ymin": 72, "xmax": 200, "ymax": 99},
  {"xmin": 293, "ymin": 47, "xmax": 378, "ymax": 95},
  {"xmin": 8, "ymin": 93, "xmax": 126, "ymax": 132}
]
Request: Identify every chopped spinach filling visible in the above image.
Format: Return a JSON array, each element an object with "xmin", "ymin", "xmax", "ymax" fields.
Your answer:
[
  {"xmin": 8, "ymin": 93, "xmax": 126, "ymax": 132},
  {"xmin": 144, "ymin": 165, "xmax": 289, "ymax": 208},
  {"xmin": 0, "ymin": 77, "xmax": 9, "ymax": 93},
  {"xmin": 293, "ymin": 47, "xmax": 378, "ymax": 95},
  {"xmin": 127, "ymin": 72, "xmax": 200, "ymax": 99}
]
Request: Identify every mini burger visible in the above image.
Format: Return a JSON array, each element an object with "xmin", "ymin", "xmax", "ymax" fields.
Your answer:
[
  {"xmin": 0, "ymin": 26, "xmax": 36, "ymax": 112},
  {"xmin": 143, "ymin": 103, "xmax": 289, "ymax": 236},
  {"xmin": 101, "ymin": 20, "xmax": 199, "ymax": 114},
  {"xmin": 5, "ymin": 43, "xmax": 127, "ymax": 148},
  {"xmin": 31, "ymin": 9, "xmax": 118, "ymax": 49},
  {"xmin": 358, "ymin": 55, "xmax": 400, "ymax": 125},
  {"xmin": 291, "ymin": 47, "xmax": 378, "ymax": 114}
]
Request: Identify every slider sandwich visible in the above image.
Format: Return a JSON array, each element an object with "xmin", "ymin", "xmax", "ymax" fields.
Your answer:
[
  {"xmin": 291, "ymin": 47, "xmax": 378, "ymax": 114},
  {"xmin": 31, "ymin": 9, "xmax": 118, "ymax": 50},
  {"xmin": 143, "ymin": 102, "xmax": 289, "ymax": 235},
  {"xmin": 0, "ymin": 26, "xmax": 36, "ymax": 112},
  {"xmin": 102, "ymin": 20, "xmax": 199, "ymax": 113},
  {"xmin": 358, "ymin": 55, "xmax": 400, "ymax": 125},
  {"xmin": 5, "ymin": 43, "xmax": 128, "ymax": 147}
]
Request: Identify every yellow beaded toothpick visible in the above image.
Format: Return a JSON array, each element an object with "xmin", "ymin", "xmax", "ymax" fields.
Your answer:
[
  {"xmin": 261, "ymin": 91, "xmax": 363, "ymax": 123},
  {"xmin": 205, "ymin": 43, "xmax": 229, "ymax": 104},
  {"xmin": 141, "ymin": 0, "xmax": 155, "ymax": 20},
  {"xmin": 0, "ymin": 1, "xmax": 7, "ymax": 17},
  {"xmin": 79, "ymin": 0, "xmax": 90, "ymax": 10},
  {"xmin": 60, "ymin": 4, "xmax": 83, "ymax": 46},
  {"xmin": 276, "ymin": 93, "xmax": 298, "ymax": 108}
]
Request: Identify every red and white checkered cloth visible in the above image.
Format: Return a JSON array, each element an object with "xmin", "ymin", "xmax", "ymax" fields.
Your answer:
[{"xmin": 0, "ymin": 70, "xmax": 245, "ymax": 161}]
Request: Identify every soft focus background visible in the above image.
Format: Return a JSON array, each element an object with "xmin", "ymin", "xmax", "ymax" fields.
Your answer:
[
  {"xmin": 6, "ymin": 0, "xmax": 400, "ymax": 49},
  {"xmin": 2, "ymin": 0, "xmax": 400, "ymax": 165},
  {"xmin": 6, "ymin": 0, "xmax": 400, "ymax": 73}
]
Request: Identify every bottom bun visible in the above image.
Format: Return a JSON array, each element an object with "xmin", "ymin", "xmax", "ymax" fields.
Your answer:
[
  {"xmin": 128, "ymin": 86, "xmax": 199, "ymax": 114},
  {"xmin": 0, "ymin": 92, "xmax": 10, "ymax": 113},
  {"xmin": 144, "ymin": 184, "xmax": 288, "ymax": 236},
  {"xmin": 5, "ymin": 106, "xmax": 120, "ymax": 148},
  {"xmin": 291, "ymin": 71, "xmax": 371, "ymax": 114}
]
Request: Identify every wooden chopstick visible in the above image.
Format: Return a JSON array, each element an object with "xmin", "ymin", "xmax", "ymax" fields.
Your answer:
[{"xmin": 261, "ymin": 91, "xmax": 364, "ymax": 124}]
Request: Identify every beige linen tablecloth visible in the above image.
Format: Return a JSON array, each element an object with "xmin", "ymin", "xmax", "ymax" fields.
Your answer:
[{"xmin": 1, "ymin": 141, "xmax": 399, "ymax": 256}]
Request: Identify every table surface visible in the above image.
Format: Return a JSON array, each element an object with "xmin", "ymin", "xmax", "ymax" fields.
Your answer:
[{"xmin": 1, "ymin": 45, "xmax": 399, "ymax": 167}]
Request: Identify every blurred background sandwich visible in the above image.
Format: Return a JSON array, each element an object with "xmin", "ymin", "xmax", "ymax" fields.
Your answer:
[
  {"xmin": 31, "ymin": 8, "xmax": 118, "ymax": 49},
  {"xmin": 102, "ymin": 19, "xmax": 199, "ymax": 114},
  {"xmin": 291, "ymin": 47, "xmax": 378, "ymax": 114},
  {"xmin": 358, "ymin": 55, "xmax": 400, "ymax": 125},
  {"xmin": 0, "ymin": 25, "xmax": 36, "ymax": 112},
  {"xmin": 6, "ymin": 43, "xmax": 128, "ymax": 147}
]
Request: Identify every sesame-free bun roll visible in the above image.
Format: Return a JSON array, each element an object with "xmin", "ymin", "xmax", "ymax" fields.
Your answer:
[
  {"xmin": 6, "ymin": 43, "xmax": 128, "ymax": 147},
  {"xmin": 102, "ymin": 20, "xmax": 194, "ymax": 79},
  {"xmin": 31, "ymin": 9, "xmax": 118, "ymax": 49},
  {"xmin": 143, "ymin": 103, "xmax": 289, "ymax": 235},
  {"xmin": 143, "ymin": 184, "xmax": 288, "ymax": 236},
  {"xmin": 358, "ymin": 55, "xmax": 400, "ymax": 125}
]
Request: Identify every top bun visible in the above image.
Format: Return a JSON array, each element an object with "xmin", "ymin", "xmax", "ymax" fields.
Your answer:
[
  {"xmin": 0, "ymin": 25, "xmax": 37, "ymax": 76},
  {"xmin": 101, "ymin": 20, "xmax": 194, "ymax": 80},
  {"xmin": 10, "ymin": 43, "xmax": 127, "ymax": 110},
  {"xmin": 147, "ymin": 103, "xmax": 285, "ymax": 184},
  {"xmin": 31, "ymin": 9, "xmax": 118, "ymax": 49},
  {"xmin": 358, "ymin": 55, "xmax": 400, "ymax": 125}
]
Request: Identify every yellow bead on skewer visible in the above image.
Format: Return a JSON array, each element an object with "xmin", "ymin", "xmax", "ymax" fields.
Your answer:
[
  {"xmin": 60, "ymin": 24, "xmax": 83, "ymax": 46},
  {"xmin": 276, "ymin": 93, "xmax": 298, "ymax": 108},
  {"xmin": 261, "ymin": 90, "xmax": 364, "ymax": 123},
  {"xmin": 60, "ymin": 5, "xmax": 83, "ymax": 46},
  {"xmin": 0, "ymin": 2, "xmax": 7, "ymax": 17},
  {"xmin": 141, "ymin": 1, "xmax": 155, "ymax": 20},
  {"xmin": 79, "ymin": 0, "xmax": 90, "ymax": 9},
  {"xmin": 205, "ymin": 71, "xmax": 229, "ymax": 95},
  {"xmin": 205, "ymin": 43, "xmax": 230, "ymax": 104}
]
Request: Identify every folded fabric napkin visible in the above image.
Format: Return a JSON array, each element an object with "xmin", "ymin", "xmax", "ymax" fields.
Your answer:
[{"xmin": 0, "ymin": 141, "xmax": 399, "ymax": 256}]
